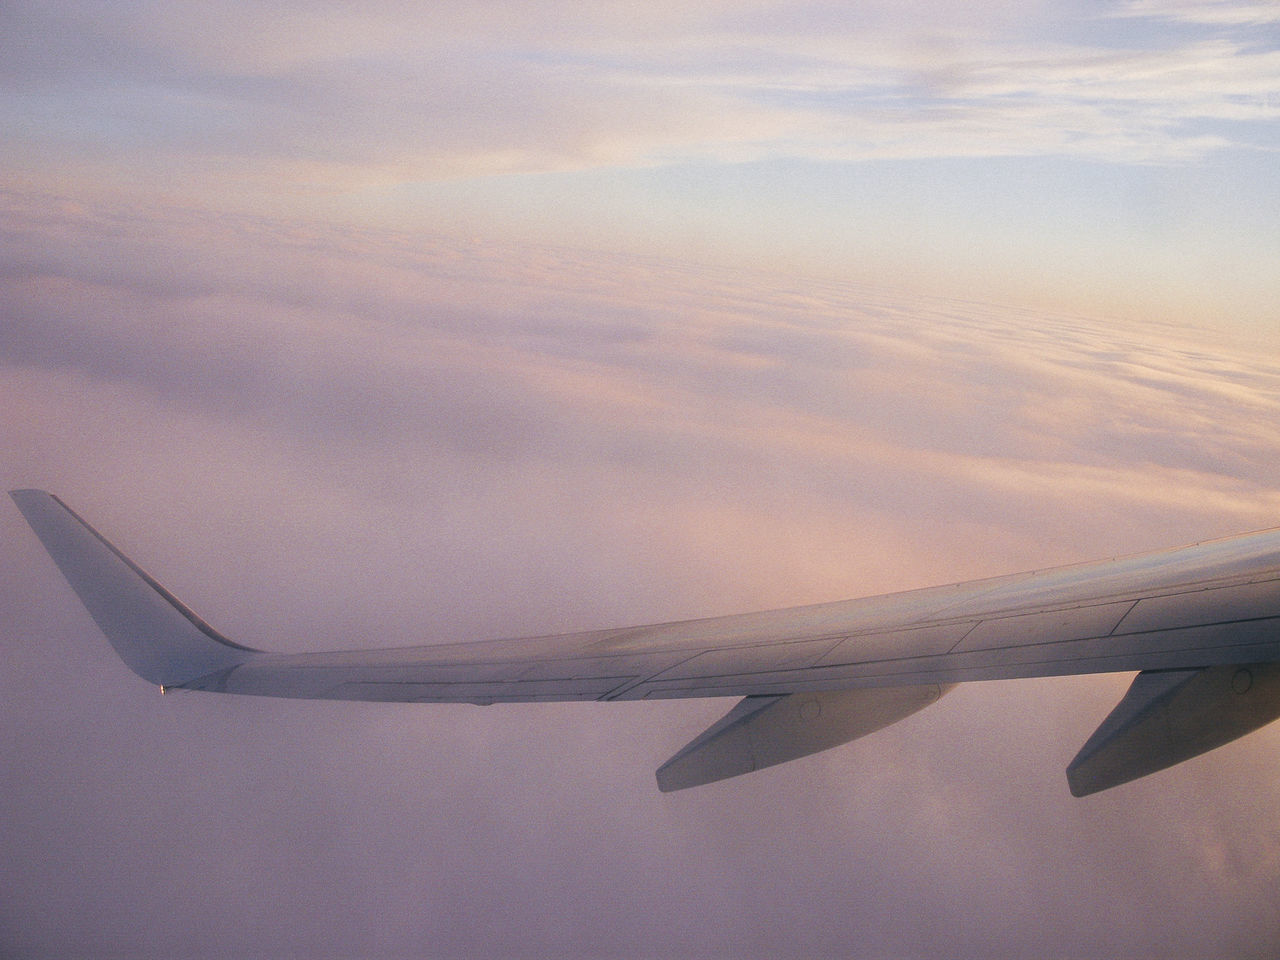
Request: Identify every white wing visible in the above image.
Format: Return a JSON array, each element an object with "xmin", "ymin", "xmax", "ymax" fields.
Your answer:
[{"xmin": 13, "ymin": 489, "xmax": 1280, "ymax": 794}]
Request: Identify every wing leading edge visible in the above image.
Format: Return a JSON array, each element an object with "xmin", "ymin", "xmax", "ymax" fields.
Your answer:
[{"xmin": 12, "ymin": 489, "xmax": 1280, "ymax": 793}]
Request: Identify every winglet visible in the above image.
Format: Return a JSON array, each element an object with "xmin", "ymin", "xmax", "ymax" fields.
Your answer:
[{"xmin": 10, "ymin": 490, "xmax": 258, "ymax": 687}]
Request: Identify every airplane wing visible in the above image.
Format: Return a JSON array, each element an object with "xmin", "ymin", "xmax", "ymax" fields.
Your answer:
[{"xmin": 12, "ymin": 488, "xmax": 1280, "ymax": 795}]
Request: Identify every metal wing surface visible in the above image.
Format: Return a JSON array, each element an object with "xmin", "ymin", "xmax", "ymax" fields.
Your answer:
[{"xmin": 12, "ymin": 488, "xmax": 1280, "ymax": 793}]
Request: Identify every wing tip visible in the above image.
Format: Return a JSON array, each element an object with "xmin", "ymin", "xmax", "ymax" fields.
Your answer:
[{"xmin": 12, "ymin": 489, "xmax": 259, "ymax": 686}]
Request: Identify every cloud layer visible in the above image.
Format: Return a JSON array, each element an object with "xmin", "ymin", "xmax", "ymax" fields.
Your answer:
[
  {"xmin": 5, "ymin": 0, "xmax": 1278, "ymax": 188},
  {"xmin": 6, "ymin": 1, "xmax": 1278, "ymax": 334},
  {"xmin": 4, "ymin": 191, "xmax": 1280, "ymax": 958}
]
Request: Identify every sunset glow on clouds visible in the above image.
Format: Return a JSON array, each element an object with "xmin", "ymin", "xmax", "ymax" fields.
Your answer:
[
  {"xmin": 5, "ymin": 190, "xmax": 1280, "ymax": 958},
  {"xmin": 4, "ymin": 0, "xmax": 1279, "ymax": 323},
  {"xmin": 3, "ymin": 2, "xmax": 1280, "ymax": 958}
]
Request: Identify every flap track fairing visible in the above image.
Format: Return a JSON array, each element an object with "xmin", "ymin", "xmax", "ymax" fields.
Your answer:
[
  {"xmin": 656, "ymin": 683, "xmax": 953, "ymax": 791},
  {"xmin": 1067, "ymin": 662, "xmax": 1280, "ymax": 797}
]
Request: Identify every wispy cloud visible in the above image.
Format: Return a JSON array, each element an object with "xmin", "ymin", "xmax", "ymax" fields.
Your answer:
[
  {"xmin": 5, "ymin": 192, "xmax": 1280, "ymax": 958},
  {"xmin": 4, "ymin": 0, "xmax": 1277, "ymax": 191},
  {"xmin": 1116, "ymin": 0, "xmax": 1280, "ymax": 26}
]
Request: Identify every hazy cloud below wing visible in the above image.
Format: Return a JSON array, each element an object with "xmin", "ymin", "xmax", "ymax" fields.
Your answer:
[{"xmin": 4, "ymin": 193, "xmax": 1280, "ymax": 958}]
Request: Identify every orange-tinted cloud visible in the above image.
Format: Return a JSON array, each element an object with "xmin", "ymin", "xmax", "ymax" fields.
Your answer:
[{"xmin": 4, "ymin": 190, "xmax": 1280, "ymax": 959}]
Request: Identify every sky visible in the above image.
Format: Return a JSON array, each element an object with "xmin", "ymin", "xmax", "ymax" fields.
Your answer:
[
  {"xmin": 3, "ymin": 1, "xmax": 1280, "ymax": 959},
  {"xmin": 4, "ymin": 0, "xmax": 1280, "ymax": 325}
]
